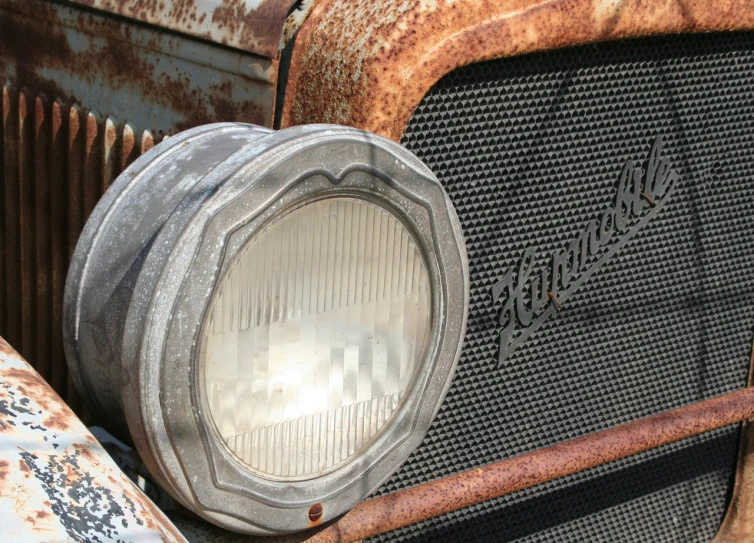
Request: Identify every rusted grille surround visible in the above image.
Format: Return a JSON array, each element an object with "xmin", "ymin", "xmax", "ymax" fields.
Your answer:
[{"xmin": 373, "ymin": 31, "xmax": 754, "ymax": 542}]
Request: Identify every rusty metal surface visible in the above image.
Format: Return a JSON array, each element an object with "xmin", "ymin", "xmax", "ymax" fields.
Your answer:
[
  {"xmin": 713, "ymin": 422, "xmax": 754, "ymax": 542},
  {"xmin": 281, "ymin": 0, "xmax": 754, "ymax": 141},
  {"xmin": 66, "ymin": 0, "xmax": 300, "ymax": 58},
  {"xmin": 1, "ymin": 81, "xmax": 160, "ymax": 419},
  {"xmin": 1, "ymin": 0, "xmax": 276, "ymax": 134},
  {"xmin": 297, "ymin": 387, "xmax": 754, "ymax": 542},
  {"xmin": 0, "ymin": 336, "xmax": 187, "ymax": 542},
  {"xmin": 0, "ymin": 0, "xmax": 278, "ymax": 418},
  {"xmin": 713, "ymin": 347, "xmax": 754, "ymax": 543}
]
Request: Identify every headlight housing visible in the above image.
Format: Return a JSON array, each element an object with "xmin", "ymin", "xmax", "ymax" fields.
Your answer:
[{"xmin": 64, "ymin": 123, "xmax": 468, "ymax": 534}]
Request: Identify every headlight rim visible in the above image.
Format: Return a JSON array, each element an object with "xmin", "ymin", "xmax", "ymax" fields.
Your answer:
[{"xmin": 151, "ymin": 132, "xmax": 452, "ymax": 504}]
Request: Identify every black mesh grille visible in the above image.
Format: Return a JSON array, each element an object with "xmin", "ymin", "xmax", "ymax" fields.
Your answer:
[{"xmin": 375, "ymin": 32, "xmax": 754, "ymax": 542}]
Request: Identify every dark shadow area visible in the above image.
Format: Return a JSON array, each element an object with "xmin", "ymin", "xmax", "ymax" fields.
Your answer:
[{"xmin": 399, "ymin": 429, "xmax": 739, "ymax": 542}]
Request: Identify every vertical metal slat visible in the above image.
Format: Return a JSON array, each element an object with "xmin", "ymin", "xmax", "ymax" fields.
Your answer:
[
  {"xmin": 34, "ymin": 93, "xmax": 51, "ymax": 381},
  {"xmin": 83, "ymin": 109, "xmax": 102, "ymax": 222},
  {"xmin": 50, "ymin": 99, "xmax": 68, "ymax": 399},
  {"xmin": 103, "ymin": 116, "xmax": 120, "ymax": 192},
  {"xmin": 0, "ymin": 85, "xmax": 7, "ymax": 337},
  {"xmin": 3, "ymin": 84, "xmax": 20, "ymax": 351},
  {"xmin": 66, "ymin": 104, "xmax": 85, "ymax": 417},
  {"xmin": 18, "ymin": 89, "xmax": 35, "ymax": 362}
]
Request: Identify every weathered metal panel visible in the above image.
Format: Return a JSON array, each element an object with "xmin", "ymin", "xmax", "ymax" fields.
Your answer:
[
  {"xmin": 281, "ymin": 0, "xmax": 754, "ymax": 141},
  {"xmin": 1, "ymin": 0, "xmax": 277, "ymax": 134},
  {"xmin": 0, "ymin": 337, "xmax": 187, "ymax": 542},
  {"xmin": 65, "ymin": 0, "xmax": 300, "ymax": 59},
  {"xmin": 0, "ymin": 0, "xmax": 278, "ymax": 416},
  {"xmin": 1, "ymin": 81, "xmax": 162, "ymax": 416}
]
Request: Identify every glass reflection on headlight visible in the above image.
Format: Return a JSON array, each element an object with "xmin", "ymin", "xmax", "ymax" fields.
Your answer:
[{"xmin": 201, "ymin": 197, "xmax": 431, "ymax": 480}]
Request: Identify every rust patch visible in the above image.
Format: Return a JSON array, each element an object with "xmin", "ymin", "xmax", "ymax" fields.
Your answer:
[
  {"xmin": 0, "ymin": 337, "xmax": 19, "ymax": 357},
  {"xmin": 72, "ymin": 442, "xmax": 96, "ymax": 462},
  {"xmin": 63, "ymin": 461, "xmax": 81, "ymax": 486},
  {"xmin": 281, "ymin": 0, "xmax": 754, "ymax": 141},
  {"xmin": 69, "ymin": 0, "xmax": 298, "ymax": 58},
  {"xmin": 211, "ymin": 0, "xmax": 295, "ymax": 56},
  {"xmin": 0, "ymin": 1, "xmax": 271, "ymax": 136},
  {"xmin": 301, "ymin": 387, "xmax": 754, "ymax": 542},
  {"xmin": 308, "ymin": 502, "xmax": 324, "ymax": 525},
  {"xmin": 2, "ymin": 366, "xmax": 68, "ymax": 415},
  {"xmin": 42, "ymin": 414, "xmax": 71, "ymax": 432},
  {"xmin": 0, "ymin": 459, "xmax": 9, "ymax": 481},
  {"xmin": 34, "ymin": 509, "xmax": 50, "ymax": 520}
]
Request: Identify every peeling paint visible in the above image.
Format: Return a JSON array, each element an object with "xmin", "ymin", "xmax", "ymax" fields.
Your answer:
[
  {"xmin": 0, "ymin": 336, "xmax": 186, "ymax": 542},
  {"xmin": 68, "ymin": 0, "xmax": 300, "ymax": 58}
]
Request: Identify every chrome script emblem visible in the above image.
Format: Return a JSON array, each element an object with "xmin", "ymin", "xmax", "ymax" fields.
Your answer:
[{"xmin": 492, "ymin": 136, "xmax": 679, "ymax": 366}]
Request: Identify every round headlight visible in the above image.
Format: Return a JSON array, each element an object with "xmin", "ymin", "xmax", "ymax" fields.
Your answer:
[{"xmin": 64, "ymin": 123, "xmax": 468, "ymax": 534}]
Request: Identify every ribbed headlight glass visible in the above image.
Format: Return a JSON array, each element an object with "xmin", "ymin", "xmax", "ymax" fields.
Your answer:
[{"xmin": 201, "ymin": 197, "xmax": 431, "ymax": 480}]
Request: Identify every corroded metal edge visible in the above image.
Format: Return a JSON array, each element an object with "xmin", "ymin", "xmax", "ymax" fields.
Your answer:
[
  {"xmin": 296, "ymin": 387, "xmax": 754, "ymax": 542},
  {"xmin": 280, "ymin": 0, "xmax": 754, "ymax": 141},
  {"xmin": 0, "ymin": 336, "xmax": 187, "ymax": 542},
  {"xmin": 713, "ymin": 423, "xmax": 754, "ymax": 542},
  {"xmin": 712, "ymin": 347, "xmax": 754, "ymax": 543},
  {"xmin": 65, "ymin": 0, "xmax": 300, "ymax": 58}
]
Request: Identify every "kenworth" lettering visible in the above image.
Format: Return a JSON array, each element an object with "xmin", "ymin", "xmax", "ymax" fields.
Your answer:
[{"xmin": 492, "ymin": 136, "xmax": 679, "ymax": 366}]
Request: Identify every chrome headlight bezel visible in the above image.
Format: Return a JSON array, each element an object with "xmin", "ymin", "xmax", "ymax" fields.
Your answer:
[{"xmin": 64, "ymin": 123, "xmax": 469, "ymax": 534}]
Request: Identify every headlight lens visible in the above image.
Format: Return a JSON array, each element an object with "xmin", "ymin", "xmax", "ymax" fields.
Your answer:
[{"xmin": 202, "ymin": 197, "xmax": 431, "ymax": 479}]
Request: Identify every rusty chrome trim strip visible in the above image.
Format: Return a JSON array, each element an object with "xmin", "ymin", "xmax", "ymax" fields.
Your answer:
[
  {"xmin": 281, "ymin": 0, "xmax": 754, "ymax": 141},
  {"xmin": 299, "ymin": 387, "xmax": 754, "ymax": 542}
]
